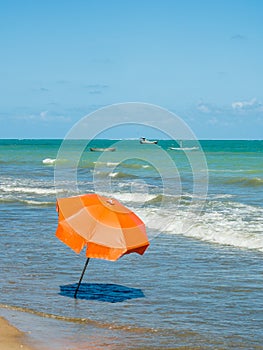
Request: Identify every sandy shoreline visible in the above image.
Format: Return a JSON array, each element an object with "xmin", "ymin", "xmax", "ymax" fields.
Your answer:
[{"xmin": 0, "ymin": 316, "xmax": 38, "ymax": 350}]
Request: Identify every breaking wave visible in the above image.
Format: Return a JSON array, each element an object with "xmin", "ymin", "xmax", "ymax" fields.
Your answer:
[
  {"xmin": 224, "ymin": 177, "xmax": 263, "ymax": 187},
  {"xmin": 0, "ymin": 197, "xmax": 54, "ymax": 206},
  {"xmin": 136, "ymin": 200, "xmax": 263, "ymax": 252},
  {"xmin": 42, "ymin": 158, "xmax": 56, "ymax": 165},
  {"xmin": 0, "ymin": 184, "xmax": 62, "ymax": 195}
]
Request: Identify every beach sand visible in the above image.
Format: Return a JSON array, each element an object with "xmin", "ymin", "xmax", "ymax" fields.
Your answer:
[{"xmin": 0, "ymin": 316, "xmax": 38, "ymax": 350}]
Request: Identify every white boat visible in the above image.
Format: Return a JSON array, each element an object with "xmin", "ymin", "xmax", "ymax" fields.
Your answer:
[
  {"xmin": 90, "ymin": 147, "xmax": 116, "ymax": 152},
  {"xmin": 169, "ymin": 141, "xmax": 198, "ymax": 151},
  {"xmin": 140, "ymin": 137, "xmax": 158, "ymax": 144}
]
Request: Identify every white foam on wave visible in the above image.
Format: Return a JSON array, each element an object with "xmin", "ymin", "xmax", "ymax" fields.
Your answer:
[
  {"xmin": 208, "ymin": 193, "xmax": 235, "ymax": 199},
  {"xmin": 109, "ymin": 172, "xmax": 118, "ymax": 178},
  {"xmin": 0, "ymin": 184, "xmax": 64, "ymax": 195},
  {"xmin": 208, "ymin": 169, "xmax": 247, "ymax": 173},
  {"xmin": 208, "ymin": 168, "xmax": 263, "ymax": 174},
  {"xmin": 21, "ymin": 199, "xmax": 54, "ymax": 206},
  {"xmin": 42, "ymin": 158, "xmax": 56, "ymax": 165},
  {"xmin": 135, "ymin": 201, "xmax": 263, "ymax": 252},
  {"xmin": 117, "ymin": 181, "xmax": 157, "ymax": 190},
  {"xmin": 102, "ymin": 191, "xmax": 157, "ymax": 203},
  {"xmin": 95, "ymin": 161, "xmax": 119, "ymax": 167},
  {"xmin": 0, "ymin": 194, "xmax": 54, "ymax": 206},
  {"xmin": 106, "ymin": 162, "xmax": 119, "ymax": 167}
]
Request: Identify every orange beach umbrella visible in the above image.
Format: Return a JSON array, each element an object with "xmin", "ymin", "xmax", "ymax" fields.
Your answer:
[{"xmin": 56, "ymin": 193, "xmax": 149, "ymax": 297}]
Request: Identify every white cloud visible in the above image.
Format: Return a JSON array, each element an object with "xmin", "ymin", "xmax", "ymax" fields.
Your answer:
[
  {"xmin": 196, "ymin": 101, "xmax": 223, "ymax": 114},
  {"xmin": 232, "ymin": 98, "xmax": 262, "ymax": 112},
  {"xmin": 197, "ymin": 98, "xmax": 263, "ymax": 116},
  {"xmin": 40, "ymin": 110, "xmax": 48, "ymax": 121},
  {"xmin": 197, "ymin": 102, "xmax": 210, "ymax": 113},
  {"xmin": 18, "ymin": 111, "xmax": 71, "ymax": 123}
]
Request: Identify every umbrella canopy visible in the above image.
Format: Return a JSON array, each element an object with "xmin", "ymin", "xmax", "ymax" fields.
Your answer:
[{"xmin": 56, "ymin": 193, "xmax": 149, "ymax": 261}]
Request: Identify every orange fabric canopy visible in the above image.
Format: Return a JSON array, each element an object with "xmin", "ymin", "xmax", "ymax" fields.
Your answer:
[{"xmin": 56, "ymin": 193, "xmax": 149, "ymax": 261}]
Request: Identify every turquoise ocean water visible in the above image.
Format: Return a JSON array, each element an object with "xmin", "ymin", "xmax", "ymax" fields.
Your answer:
[{"xmin": 0, "ymin": 139, "xmax": 262, "ymax": 349}]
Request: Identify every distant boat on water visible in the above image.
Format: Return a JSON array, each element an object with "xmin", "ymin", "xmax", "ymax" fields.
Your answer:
[
  {"xmin": 169, "ymin": 140, "xmax": 198, "ymax": 151},
  {"xmin": 140, "ymin": 137, "xmax": 158, "ymax": 144},
  {"xmin": 90, "ymin": 147, "xmax": 116, "ymax": 152}
]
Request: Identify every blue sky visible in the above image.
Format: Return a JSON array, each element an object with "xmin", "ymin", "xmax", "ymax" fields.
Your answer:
[{"xmin": 0, "ymin": 0, "xmax": 263, "ymax": 139}]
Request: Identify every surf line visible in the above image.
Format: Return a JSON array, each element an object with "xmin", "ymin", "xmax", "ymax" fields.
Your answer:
[
  {"xmin": 0, "ymin": 303, "xmax": 98, "ymax": 325},
  {"xmin": 0, "ymin": 303, "xmax": 158, "ymax": 333}
]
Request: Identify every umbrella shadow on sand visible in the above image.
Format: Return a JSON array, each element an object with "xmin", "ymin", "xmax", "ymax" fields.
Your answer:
[{"xmin": 59, "ymin": 283, "xmax": 145, "ymax": 303}]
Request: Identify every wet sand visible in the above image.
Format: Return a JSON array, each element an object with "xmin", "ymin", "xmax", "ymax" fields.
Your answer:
[{"xmin": 0, "ymin": 316, "xmax": 37, "ymax": 350}]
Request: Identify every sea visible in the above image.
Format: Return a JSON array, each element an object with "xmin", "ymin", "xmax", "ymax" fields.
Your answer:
[{"xmin": 0, "ymin": 139, "xmax": 262, "ymax": 350}]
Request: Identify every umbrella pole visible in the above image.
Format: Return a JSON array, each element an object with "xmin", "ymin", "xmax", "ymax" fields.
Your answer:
[{"xmin": 74, "ymin": 258, "xmax": 90, "ymax": 298}]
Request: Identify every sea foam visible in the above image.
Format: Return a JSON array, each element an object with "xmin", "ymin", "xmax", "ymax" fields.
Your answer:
[
  {"xmin": 136, "ymin": 200, "xmax": 263, "ymax": 252},
  {"xmin": 42, "ymin": 158, "xmax": 56, "ymax": 165}
]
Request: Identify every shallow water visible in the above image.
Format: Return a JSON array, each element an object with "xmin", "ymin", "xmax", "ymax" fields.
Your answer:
[{"xmin": 0, "ymin": 139, "xmax": 263, "ymax": 349}]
